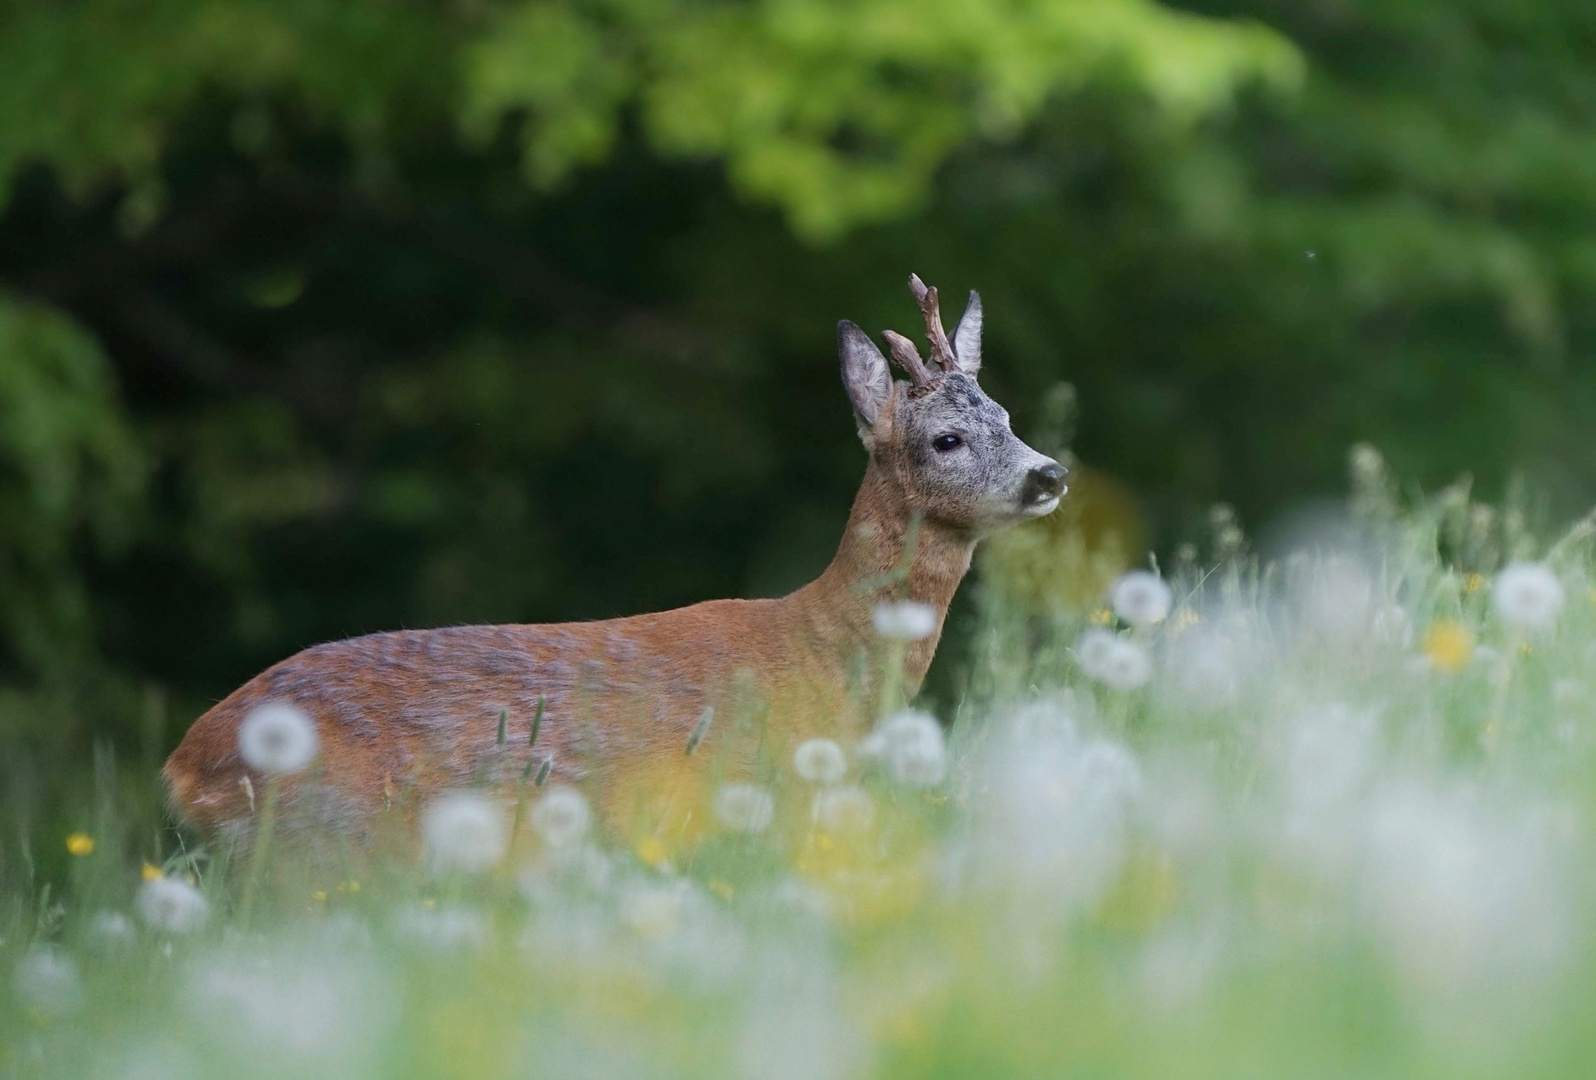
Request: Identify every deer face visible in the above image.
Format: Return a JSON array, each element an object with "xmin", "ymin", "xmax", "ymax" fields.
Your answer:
[{"xmin": 840, "ymin": 278, "xmax": 1067, "ymax": 535}]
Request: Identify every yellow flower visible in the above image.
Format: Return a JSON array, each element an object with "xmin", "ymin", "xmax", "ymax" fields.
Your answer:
[
  {"xmin": 1422, "ymin": 620, "xmax": 1475, "ymax": 673},
  {"xmin": 141, "ymin": 862, "xmax": 164, "ymax": 881},
  {"xmin": 312, "ymin": 889, "xmax": 328, "ymax": 902},
  {"xmin": 707, "ymin": 879, "xmax": 734, "ymax": 901},
  {"xmin": 64, "ymin": 833, "xmax": 95, "ymax": 857},
  {"xmin": 1088, "ymin": 607, "xmax": 1115, "ymax": 626},
  {"xmin": 335, "ymin": 880, "xmax": 360, "ymax": 893},
  {"xmin": 635, "ymin": 836, "xmax": 669, "ymax": 868},
  {"xmin": 1464, "ymin": 572, "xmax": 1486, "ymax": 595}
]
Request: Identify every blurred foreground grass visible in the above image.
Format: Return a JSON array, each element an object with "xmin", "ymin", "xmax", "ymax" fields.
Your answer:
[{"xmin": 5, "ymin": 446, "xmax": 1596, "ymax": 1080}]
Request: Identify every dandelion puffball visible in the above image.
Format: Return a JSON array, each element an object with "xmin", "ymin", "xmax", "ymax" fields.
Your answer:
[
  {"xmin": 714, "ymin": 783, "xmax": 776, "ymax": 833},
  {"xmin": 1110, "ymin": 571, "xmax": 1173, "ymax": 628},
  {"xmin": 1076, "ymin": 629, "xmax": 1153, "ymax": 691},
  {"xmin": 793, "ymin": 738, "xmax": 848, "ymax": 786},
  {"xmin": 1493, "ymin": 562, "xmax": 1565, "ymax": 630},
  {"xmin": 237, "ymin": 701, "xmax": 319, "ymax": 775},
  {"xmin": 530, "ymin": 786, "xmax": 592, "ymax": 847},
  {"xmin": 88, "ymin": 910, "xmax": 137, "ymax": 948},
  {"xmin": 620, "ymin": 882, "xmax": 687, "ymax": 937},
  {"xmin": 422, "ymin": 792, "xmax": 510, "ymax": 876},
  {"xmin": 12, "ymin": 946, "xmax": 83, "ymax": 1018},
  {"xmin": 136, "ymin": 876, "xmax": 210, "ymax": 935},
  {"xmin": 813, "ymin": 786, "xmax": 877, "ymax": 834},
  {"xmin": 872, "ymin": 601, "xmax": 937, "ymax": 641},
  {"xmin": 871, "ymin": 709, "xmax": 948, "ymax": 788}
]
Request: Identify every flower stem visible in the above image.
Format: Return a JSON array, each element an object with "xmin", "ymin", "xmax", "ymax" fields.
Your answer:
[{"xmin": 238, "ymin": 777, "xmax": 280, "ymax": 928}]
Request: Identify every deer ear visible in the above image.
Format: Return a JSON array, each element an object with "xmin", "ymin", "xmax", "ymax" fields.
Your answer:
[
  {"xmin": 838, "ymin": 320, "xmax": 891, "ymax": 432},
  {"xmin": 951, "ymin": 291, "xmax": 982, "ymax": 377}
]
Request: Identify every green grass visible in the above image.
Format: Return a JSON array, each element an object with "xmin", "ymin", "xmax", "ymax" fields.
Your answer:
[{"xmin": 6, "ymin": 456, "xmax": 1596, "ymax": 1079}]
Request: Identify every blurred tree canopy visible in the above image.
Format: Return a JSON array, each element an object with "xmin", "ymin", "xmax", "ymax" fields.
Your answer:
[{"xmin": 3, "ymin": 0, "xmax": 1595, "ymax": 749}]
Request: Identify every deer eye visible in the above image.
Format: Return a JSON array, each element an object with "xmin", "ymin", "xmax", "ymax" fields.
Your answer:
[{"xmin": 932, "ymin": 433, "xmax": 963, "ymax": 452}]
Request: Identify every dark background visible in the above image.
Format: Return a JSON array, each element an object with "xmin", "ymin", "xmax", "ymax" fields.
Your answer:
[{"xmin": 4, "ymin": 0, "xmax": 1595, "ymax": 752}]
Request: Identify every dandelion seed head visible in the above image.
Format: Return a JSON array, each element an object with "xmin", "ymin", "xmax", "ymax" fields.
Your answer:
[
  {"xmin": 1553, "ymin": 678, "xmax": 1584, "ymax": 706},
  {"xmin": 391, "ymin": 904, "xmax": 489, "ymax": 951},
  {"xmin": 620, "ymin": 881, "xmax": 689, "ymax": 938},
  {"xmin": 1493, "ymin": 562, "xmax": 1565, "ymax": 630},
  {"xmin": 871, "ymin": 601, "xmax": 937, "ymax": 641},
  {"xmin": 1280, "ymin": 703, "xmax": 1378, "ymax": 812},
  {"xmin": 136, "ymin": 876, "xmax": 210, "ymax": 935},
  {"xmin": 793, "ymin": 738, "xmax": 848, "ymax": 785},
  {"xmin": 421, "ymin": 792, "xmax": 509, "ymax": 876},
  {"xmin": 529, "ymin": 786, "xmax": 592, "ymax": 848},
  {"xmin": 521, "ymin": 842, "xmax": 614, "ymax": 903},
  {"xmin": 13, "ymin": 946, "xmax": 83, "ymax": 1017},
  {"xmin": 1299, "ymin": 559, "xmax": 1378, "ymax": 644},
  {"xmin": 871, "ymin": 709, "xmax": 948, "ymax": 788},
  {"xmin": 1110, "ymin": 571, "xmax": 1173, "ymax": 628},
  {"xmin": 237, "ymin": 701, "xmax": 319, "ymax": 775},
  {"xmin": 184, "ymin": 947, "xmax": 395, "ymax": 1069},
  {"xmin": 1161, "ymin": 616, "xmax": 1256, "ymax": 708},
  {"xmin": 1364, "ymin": 785, "xmax": 1571, "ymax": 1001},
  {"xmin": 981, "ymin": 729, "xmax": 1140, "ymax": 903},
  {"xmin": 1076, "ymin": 630, "xmax": 1152, "ymax": 691},
  {"xmin": 714, "ymin": 783, "xmax": 776, "ymax": 834},
  {"xmin": 812, "ymin": 786, "xmax": 877, "ymax": 834},
  {"xmin": 87, "ymin": 910, "xmax": 136, "ymax": 948}
]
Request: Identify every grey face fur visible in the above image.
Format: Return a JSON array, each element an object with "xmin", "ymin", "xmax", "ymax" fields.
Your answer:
[{"xmin": 839, "ymin": 290, "xmax": 1066, "ymax": 535}]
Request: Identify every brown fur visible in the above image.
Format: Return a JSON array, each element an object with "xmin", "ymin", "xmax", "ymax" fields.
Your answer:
[
  {"xmin": 166, "ymin": 457, "xmax": 972, "ymax": 844},
  {"xmin": 164, "ymin": 282, "xmax": 1061, "ymax": 847}
]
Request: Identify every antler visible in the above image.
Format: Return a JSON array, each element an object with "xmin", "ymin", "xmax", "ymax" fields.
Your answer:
[
  {"xmin": 877, "ymin": 273, "xmax": 959, "ymax": 396},
  {"xmin": 880, "ymin": 329, "xmax": 938, "ymax": 392},
  {"xmin": 908, "ymin": 273, "xmax": 958, "ymax": 373}
]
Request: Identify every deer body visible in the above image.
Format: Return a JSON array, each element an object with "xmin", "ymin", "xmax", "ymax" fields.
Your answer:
[{"xmin": 164, "ymin": 277, "xmax": 1065, "ymax": 845}]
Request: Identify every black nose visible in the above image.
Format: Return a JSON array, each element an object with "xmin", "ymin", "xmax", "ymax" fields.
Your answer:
[{"xmin": 1024, "ymin": 461, "xmax": 1068, "ymax": 502}]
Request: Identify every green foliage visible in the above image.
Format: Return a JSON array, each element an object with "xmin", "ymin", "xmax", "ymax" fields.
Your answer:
[
  {"xmin": 0, "ymin": 294, "xmax": 142, "ymax": 679},
  {"xmin": 0, "ymin": 0, "xmax": 1298, "ymax": 240},
  {"xmin": 466, "ymin": 0, "xmax": 1300, "ymax": 238}
]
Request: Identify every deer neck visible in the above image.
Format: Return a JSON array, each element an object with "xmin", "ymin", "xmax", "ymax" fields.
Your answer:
[{"xmin": 787, "ymin": 459, "xmax": 976, "ymax": 701}]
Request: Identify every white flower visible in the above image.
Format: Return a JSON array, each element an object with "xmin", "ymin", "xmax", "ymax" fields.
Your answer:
[
  {"xmin": 714, "ymin": 783, "xmax": 776, "ymax": 833},
  {"xmin": 1493, "ymin": 562, "xmax": 1565, "ymax": 630},
  {"xmin": 237, "ymin": 701, "xmax": 319, "ymax": 775},
  {"xmin": 87, "ymin": 910, "xmax": 137, "ymax": 947},
  {"xmin": 529, "ymin": 786, "xmax": 592, "ymax": 848},
  {"xmin": 870, "ymin": 709, "xmax": 947, "ymax": 788},
  {"xmin": 812, "ymin": 786, "xmax": 876, "ymax": 834},
  {"xmin": 422, "ymin": 792, "xmax": 509, "ymax": 875},
  {"xmin": 620, "ymin": 881, "xmax": 689, "ymax": 937},
  {"xmin": 136, "ymin": 876, "xmax": 210, "ymax": 935},
  {"xmin": 793, "ymin": 739, "xmax": 848, "ymax": 786},
  {"xmin": 13, "ymin": 946, "xmax": 83, "ymax": 1017},
  {"xmin": 871, "ymin": 601, "xmax": 937, "ymax": 641},
  {"xmin": 1076, "ymin": 630, "xmax": 1152, "ymax": 690},
  {"xmin": 391, "ymin": 905, "xmax": 488, "ymax": 950},
  {"xmin": 1110, "ymin": 571, "xmax": 1173, "ymax": 627},
  {"xmin": 182, "ymin": 948, "xmax": 395, "ymax": 1071}
]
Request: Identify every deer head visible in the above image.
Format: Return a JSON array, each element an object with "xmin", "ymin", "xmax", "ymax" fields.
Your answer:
[{"xmin": 838, "ymin": 275, "xmax": 1067, "ymax": 535}]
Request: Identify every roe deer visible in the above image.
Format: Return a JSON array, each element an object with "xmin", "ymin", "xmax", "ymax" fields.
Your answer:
[{"xmin": 164, "ymin": 275, "xmax": 1067, "ymax": 847}]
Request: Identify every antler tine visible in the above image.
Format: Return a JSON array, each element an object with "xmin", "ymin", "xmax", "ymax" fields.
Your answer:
[
  {"xmin": 880, "ymin": 329, "xmax": 937, "ymax": 391},
  {"xmin": 908, "ymin": 273, "xmax": 957, "ymax": 373}
]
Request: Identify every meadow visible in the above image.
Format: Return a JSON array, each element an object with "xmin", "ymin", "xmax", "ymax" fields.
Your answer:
[{"xmin": 5, "ymin": 445, "xmax": 1596, "ymax": 1080}]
